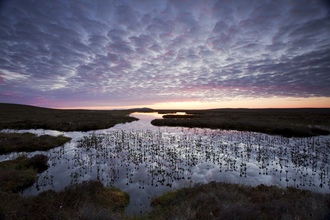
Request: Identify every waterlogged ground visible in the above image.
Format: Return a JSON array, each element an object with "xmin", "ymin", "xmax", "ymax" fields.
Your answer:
[{"xmin": 1, "ymin": 112, "xmax": 330, "ymax": 215}]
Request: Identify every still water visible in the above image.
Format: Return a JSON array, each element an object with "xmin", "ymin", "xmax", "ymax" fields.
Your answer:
[{"xmin": 1, "ymin": 112, "xmax": 330, "ymax": 214}]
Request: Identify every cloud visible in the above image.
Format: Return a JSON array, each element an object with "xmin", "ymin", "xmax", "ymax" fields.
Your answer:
[{"xmin": 0, "ymin": 0, "xmax": 329, "ymax": 108}]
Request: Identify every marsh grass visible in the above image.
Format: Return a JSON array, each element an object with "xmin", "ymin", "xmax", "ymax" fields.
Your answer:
[
  {"xmin": 0, "ymin": 103, "xmax": 138, "ymax": 131},
  {"xmin": 145, "ymin": 181, "xmax": 330, "ymax": 220},
  {"xmin": 0, "ymin": 154, "xmax": 49, "ymax": 192},
  {"xmin": 152, "ymin": 109, "xmax": 330, "ymax": 137},
  {"xmin": 0, "ymin": 180, "xmax": 130, "ymax": 220},
  {"xmin": 0, "ymin": 132, "xmax": 72, "ymax": 154}
]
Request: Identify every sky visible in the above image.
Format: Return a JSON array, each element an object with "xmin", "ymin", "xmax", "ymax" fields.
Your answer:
[{"xmin": 0, "ymin": 0, "xmax": 330, "ymax": 110}]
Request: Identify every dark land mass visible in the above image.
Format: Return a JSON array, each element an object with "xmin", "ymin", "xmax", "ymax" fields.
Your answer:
[
  {"xmin": 0, "ymin": 103, "xmax": 138, "ymax": 131},
  {"xmin": 152, "ymin": 108, "xmax": 330, "ymax": 137}
]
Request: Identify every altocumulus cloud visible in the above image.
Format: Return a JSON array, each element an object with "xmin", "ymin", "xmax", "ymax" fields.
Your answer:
[{"xmin": 0, "ymin": 0, "xmax": 329, "ymax": 107}]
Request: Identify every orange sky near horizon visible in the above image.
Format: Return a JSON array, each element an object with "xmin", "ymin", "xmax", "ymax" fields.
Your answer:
[{"xmin": 57, "ymin": 97, "xmax": 330, "ymax": 110}]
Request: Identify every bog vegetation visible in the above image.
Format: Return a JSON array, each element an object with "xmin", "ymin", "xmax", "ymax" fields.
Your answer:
[{"xmin": 0, "ymin": 104, "xmax": 330, "ymax": 219}]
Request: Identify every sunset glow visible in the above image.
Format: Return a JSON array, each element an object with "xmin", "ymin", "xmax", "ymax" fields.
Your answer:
[{"xmin": 58, "ymin": 97, "xmax": 330, "ymax": 110}]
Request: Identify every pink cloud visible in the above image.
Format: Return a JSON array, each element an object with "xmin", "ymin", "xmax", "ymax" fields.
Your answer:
[{"xmin": 1, "ymin": 93, "xmax": 23, "ymax": 98}]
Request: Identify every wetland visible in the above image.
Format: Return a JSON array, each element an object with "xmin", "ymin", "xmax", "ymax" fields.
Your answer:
[{"xmin": 0, "ymin": 104, "xmax": 330, "ymax": 219}]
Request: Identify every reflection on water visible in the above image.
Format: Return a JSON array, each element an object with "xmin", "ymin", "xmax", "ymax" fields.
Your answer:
[
  {"xmin": 112, "ymin": 112, "xmax": 163, "ymax": 130},
  {"xmin": 1, "ymin": 112, "xmax": 330, "ymax": 215}
]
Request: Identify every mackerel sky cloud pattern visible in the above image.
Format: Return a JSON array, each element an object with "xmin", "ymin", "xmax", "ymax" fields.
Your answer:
[{"xmin": 0, "ymin": 0, "xmax": 329, "ymax": 108}]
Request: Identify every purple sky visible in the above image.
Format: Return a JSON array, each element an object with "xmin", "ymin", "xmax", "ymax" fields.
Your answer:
[{"xmin": 0, "ymin": 0, "xmax": 330, "ymax": 109}]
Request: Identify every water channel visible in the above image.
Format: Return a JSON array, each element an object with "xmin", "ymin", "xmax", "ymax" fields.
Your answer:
[{"xmin": 1, "ymin": 112, "xmax": 330, "ymax": 215}]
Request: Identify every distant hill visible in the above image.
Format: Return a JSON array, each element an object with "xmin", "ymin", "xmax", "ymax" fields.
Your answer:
[{"xmin": 128, "ymin": 107, "xmax": 154, "ymax": 112}]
